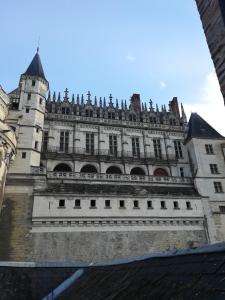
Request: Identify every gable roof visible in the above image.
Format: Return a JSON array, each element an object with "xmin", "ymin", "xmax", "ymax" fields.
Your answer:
[
  {"xmin": 23, "ymin": 50, "xmax": 46, "ymax": 80},
  {"xmin": 185, "ymin": 112, "xmax": 224, "ymax": 143}
]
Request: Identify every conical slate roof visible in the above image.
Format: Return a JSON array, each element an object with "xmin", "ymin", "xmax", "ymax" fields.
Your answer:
[
  {"xmin": 23, "ymin": 50, "xmax": 46, "ymax": 80},
  {"xmin": 185, "ymin": 113, "xmax": 224, "ymax": 143}
]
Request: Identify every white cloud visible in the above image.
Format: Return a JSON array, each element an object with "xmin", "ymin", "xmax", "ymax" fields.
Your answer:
[
  {"xmin": 184, "ymin": 71, "xmax": 225, "ymax": 136},
  {"xmin": 160, "ymin": 80, "xmax": 166, "ymax": 89},
  {"xmin": 126, "ymin": 54, "xmax": 136, "ymax": 61}
]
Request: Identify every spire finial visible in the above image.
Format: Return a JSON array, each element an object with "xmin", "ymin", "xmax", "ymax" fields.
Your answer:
[
  {"xmin": 37, "ymin": 36, "xmax": 40, "ymax": 53},
  {"xmin": 64, "ymin": 88, "xmax": 69, "ymax": 101}
]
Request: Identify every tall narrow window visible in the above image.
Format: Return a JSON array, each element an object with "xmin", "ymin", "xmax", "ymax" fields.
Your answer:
[
  {"xmin": 43, "ymin": 131, "xmax": 49, "ymax": 151},
  {"xmin": 214, "ymin": 182, "xmax": 223, "ymax": 193},
  {"xmin": 210, "ymin": 164, "xmax": 219, "ymax": 174},
  {"xmin": 205, "ymin": 144, "xmax": 214, "ymax": 154},
  {"xmin": 132, "ymin": 137, "xmax": 140, "ymax": 157},
  {"xmin": 60, "ymin": 131, "xmax": 69, "ymax": 152},
  {"xmin": 109, "ymin": 135, "xmax": 117, "ymax": 156},
  {"xmin": 34, "ymin": 141, "xmax": 38, "ymax": 150},
  {"xmin": 153, "ymin": 139, "xmax": 162, "ymax": 159},
  {"xmin": 174, "ymin": 141, "xmax": 183, "ymax": 159},
  {"xmin": 86, "ymin": 133, "xmax": 94, "ymax": 154},
  {"xmin": 180, "ymin": 167, "xmax": 184, "ymax": 177}
]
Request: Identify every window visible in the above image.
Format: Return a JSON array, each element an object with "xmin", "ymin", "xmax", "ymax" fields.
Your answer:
[
  {"xmin": 186, "ymin": 201, "xmax": 192, "ymax": 210},
  {"xmin": 62, "ymin": 107, "xmax": 70, "ymax": 115},
  {"xmin": 180, "ymin": 167, "xmax": 184, "ymax": 177},
  {"xmin": 34, "ymin": 141, "xmax": 38, "ymax": 150},
  {"xmin": 59, "ymin": 199, "xmax": 65, "ymax": 208},
  {"xmin": 219, "ymin": 206, "xmax": 225, "ymax": 214},
  {"xmin": 210, "ymin": 164, "xmax": 219, "ymax": 174},
  {"xmin": 170, "ymin": 118, "xmax": 176, "ymax": 126},
  {"xmin": 147, "ymin": 200, "xmax": 153, "ymax": 209},
  {"xmin": 22, "ymin": 152, "xmax": 26, "ymax": 159},
  {"xmin": 150, "ymin": 117, "xmax": 156, "ymax": 123},
  {"xmin": 205, "ymin": 144, "xmax": 214, "ymax": 154},
  {"xmin": 36, "ymin": 128, "xmax": 39, "ymax": 133},
  {"xmin": 214, "ymin": 182, "xmax": 223, "ymax": 193},
  {"xmin": 86, "ymin": 133, "xmax": 94, "ymax": 154},
  {"xmin": 174, "ymin": 141, "xmax": 183, "ymax": 159},
  {"xmin": 60, "ymin": 131, "xmax": 69, "ymax": 152},
  {"xmin": 74, "ymin": 199, "xmax": 81, "ymax": 208},
  {"xmin": 129, "ymin": 114, "xmax": 136, "ymax": 122},
  {"xmin": 119, "ymin": 200, "xmax": 125, "ymax": 208},
  {"xmin": 173, "ymin": 201, "xmax": 179, "ymax": 209},
  {"xmin": 39, "ymin": 98, "xmax": 43, "ymax": 105},
  {"xmin": 153, "ymin": 139, "xmax": 162, "ymax": 159},
  {"xmin": 109, "ymin": 135, "xmax": 117, "ymax": 156},
  {"xmin": 26, "ymin": 108, "xmax": 29, "ymax": 113},
  {"xmin": 105, "ymin": 200, "xmax": 111, "ymax": 208},
  {"xmin": 32, "ymin": 80, "xmax": 35, "ymax": 86},
  {"xmin": 27, "ymin": 93, "xmax": 31, "ymax": 100},
  {"xmin": 108, "ymin": 112, "xmax": 115, "ymax": 119},
  {"xmin": 133, "ymin": 200, "xmax": 139, "ymax": 208},
  {"xmin": 90, "ymin": 199, "xmax": 96, "ymax": 208},
  {"xmin": 132, "ymin": 137, "xmax": 140, "ymax": 157},
  {"xmin": 85, "ymin": 109, "xmax": 93, "ymax": 117},
  {"xmin": 43, "ymin": 131, "xmax": 48, "ymax": 151},
  {"xmin": 161, "ymin": 201, "xmax": 166, "ymax": 209}
]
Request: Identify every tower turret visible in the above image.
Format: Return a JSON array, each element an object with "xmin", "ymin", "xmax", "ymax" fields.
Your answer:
[{"xmin": 9, "ymin": 49, "xmax": 48, "ymax": 173}]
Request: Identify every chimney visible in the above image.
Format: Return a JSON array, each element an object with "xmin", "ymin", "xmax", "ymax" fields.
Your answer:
[
  {"xmin": 169, "ymin": 97, "xmax": 180, "ymax": 116},
  {"xmin": 131, "ymin": 94, "xmax": 141, "ymax": 113}
]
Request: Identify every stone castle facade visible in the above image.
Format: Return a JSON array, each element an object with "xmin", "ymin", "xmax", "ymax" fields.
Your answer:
[{"xmin": 0, "ymin": 50, "xmax": 225, "ymax": 262}]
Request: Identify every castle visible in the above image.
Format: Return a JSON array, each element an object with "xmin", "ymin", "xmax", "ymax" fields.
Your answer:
[{"xmin": 0, "ymin": 50, "xmax": 225, "ymax": 262}]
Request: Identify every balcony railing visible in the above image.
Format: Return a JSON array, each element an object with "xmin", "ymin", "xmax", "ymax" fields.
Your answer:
[
  {"xmin": 42, "ymin": 146, "xmax": 177, "ymax": 161},
  {"xmin": 30, "ymin": 167, "xmax": 193, "ymax": 185}
]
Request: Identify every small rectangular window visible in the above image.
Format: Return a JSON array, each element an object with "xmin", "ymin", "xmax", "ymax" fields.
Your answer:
[
  {"xmin": 173, "ymin": 201, "xmax": 179, "ymax": 209},
  {"xmin": 186, "ymin": 201, "xmax": 192, "ymax": 210},
  {"xmin": 147, "ymin": 200, "xmax": 153, "ymax": 209},
  {"xmin": 105, "ymin": 200, "xmax": 111, "ymax": 208},
  {"xmin": 109, "ymin": 135, "xmax": 118, "ymax": 156},
  {"xmin": 36, "ymin": 127, "xmax": 39, "ymax": 133},
  {"xmin": 32, "ymin": 80, "xmax": 35, "ymax": 86},
  {"xmin": 27, "ymin": 93, "xmax": 31, "ymax": 100},
  {"xmin": 39, "ymin": 98, "xmax": 43, "ymax": 105},
  {"xmin": 153, "ymin": 139, "xmax": 162, "ymax": 159},
  {"xmin": 75, "ymin": 199, "xmax": 81, "ymax": 208},
  {"xmin": 35, "ymin": 141, "xmax": 38, "ymax": 150},
  {"xmin": 59, "ymin": 199, "xmax": 65, "ymax": 208},
  {"xmin": 214, "ymin": 182, "xmax": 223, "ymax": 193},
  {"xmin": 205, "ymin": 144, "xmax": 214, "ymax": 154},
  {"xmin": 174, "ymin": 140, "xmax": 183, "ymax": 159},
  {"xmin": 133, "ymin": 200, "xmax": 139, "ymax": 208},
  {"xmin": 210, "ymin": 164, "xmax": 219, "ymax": 174},
  {"xmin": 119, "ymin": 200, "xmax": 125, "ymax": 208},
  {"xmin": 26, "ymin": 108, "xmax": 29, "ymax": 113},
  {"xmin": 132, "ymin": 137, "xmax": 140, "ymax": 157},
  {"xmin": 22, "ymin": 152, "xmax": 26, "ymax": 159},
  {"xmin": 90, "ymin": 199, "xmax": 96, "ymax": 208},
  {"xmin": 161, "ymin": 201, "xmax": 166, "ymax": 209}
]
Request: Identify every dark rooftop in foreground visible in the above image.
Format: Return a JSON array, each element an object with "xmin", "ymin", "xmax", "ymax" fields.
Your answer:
[{"xmin": 1, "ymin": 243, "xmax": 225, "ymax": 299}]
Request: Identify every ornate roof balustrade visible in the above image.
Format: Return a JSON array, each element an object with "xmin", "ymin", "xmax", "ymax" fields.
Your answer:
[
  {"xmin": 46, "ymin": 113, "xmax": 183, "ymax": 131},
  {"xmin": 41, "ymin": 146, "xmax": 177, "ymax": 162}
]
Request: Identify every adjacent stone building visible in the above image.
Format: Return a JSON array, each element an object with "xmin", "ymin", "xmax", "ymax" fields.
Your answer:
[
  {"xmin": 0, "ymin": 50, "xmax": 225, "ymax": 262},
  {"xmin": 195, "ymin": 0, "xmax": 225, "ymax": 104}
]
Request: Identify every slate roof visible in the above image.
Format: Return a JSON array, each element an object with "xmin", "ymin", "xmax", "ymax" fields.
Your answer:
[
  {"xmin": 185, "ymin": 112, "xmax": 224, "ymax": 143},
  {"xmin": 1, "ymin": 243, "xmax": 225, "ymax": 300},
  {"xmin": 38, "ymin": 183, "xmax": 199, "ymax": 197},
  {"xmin": 23, "ymin": 50, "xmax": 46, "ymax": 80}
]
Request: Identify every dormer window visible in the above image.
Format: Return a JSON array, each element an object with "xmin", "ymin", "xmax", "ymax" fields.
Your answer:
[
  {"xmin": 170, "ymin": 118, "xmax": 176, "ymax": 126},
  {"xmin": 108, "ymin": 112, "xmax": 115, "ymax": 119},
  {"xmin": 62, "ymin": 107, "xmax": 70, "ymax": 115},
  {"xmin": 129, "ymin": 114, "xmax": 136, "ymax": 122},
  {"xmin": 150, "ymin": 116, "xmax": 156, "ymax": 123},
  {"xmin": 85, "ymin": 109, "xmax": 93, "ymax": 117}
]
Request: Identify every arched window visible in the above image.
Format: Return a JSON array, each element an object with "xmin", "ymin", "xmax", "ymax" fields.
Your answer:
[
  {"xmin": 153, "ymin": 168, "xmax": 169, "ymax": 176},
  {"xmin": 106, "ymin": 166, "xmax": 122, "ymax": 174},
  {"xmin": 53, "ymin": 163, "xmax": 72, "ymax": 172},
  {"xmin": 130, "ymin": 167, "xmax": 145, "ymax": 175},
  {"xmin": 80, "ymin": 164, "xmax": 98, "ymax": 173}
]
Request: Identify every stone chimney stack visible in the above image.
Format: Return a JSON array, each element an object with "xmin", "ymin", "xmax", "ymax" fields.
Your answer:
[
  {"xmin": 170, "ymin": 97, "xmax": 180, "ymax": 117},
  {"xmin": 131, "ymin": 94, "xmax": 141, "ymax": 113}
]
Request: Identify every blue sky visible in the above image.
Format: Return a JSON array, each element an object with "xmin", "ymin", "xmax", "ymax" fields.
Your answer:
[{"xmin": 1, "ymin": 0, "xmax": 225, "ymax": 133}]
